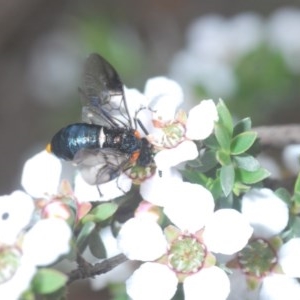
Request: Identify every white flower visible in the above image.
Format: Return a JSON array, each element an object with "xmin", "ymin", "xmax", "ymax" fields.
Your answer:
[
  {"xmin": 126, "ymin": 262, "xmax": 178, "ymax": 300},
  {"xmin": 118, "ymin": 217, "xmax": 167, "ymax": 261},
  {"xmin": 139, "ymin": 168, "xmax": 183, "ymax": 207},
  {"xmin": 0, "ymin": 191, "xmax": 34, "ymax": 244},
  {"xmin": 21, "ymin": 150, "xmax": 62, "ymax": 198},
  {"xmin": 185, "ymin": 99, "xmax": 219, "ymax": 140},
  {"xmin": 154, "ymin": 141, "xmax": 198, "ymax": 170},
  {"xmin": 163, "ymin": 182, "xmax": 253, "ymax": 254},
  {"xmin": 144, "ymin": 77, "xmax": 184, "ymax": 122},
  {"xmin": 282, "ymin": 144, "xmax": 300, "ymax": 175},
  {"xmin": 74, "ymin": 172, "xmax": 132, "ymax": 202},
  {"xmin": 169, "ymin": 13, "xmax": 263, "ymax": 100},
  {"xmin": 22, "ymin": 218, "xmax": 71, "ymax": 266},
  {"xmin": 183, "ymin": 266, "xmax": 230, "ymax": 300},
  {"xmin": 151, "ymin": 99, "xmax": 218, "ymax": 170},
  {"xmin": 241, "ymin": 188, "xmax": 288, "ymax": 238},
  {"xmin": 118, "ymin": 181, "xmax": 252, "ymax": 300},
  {"xmin": 278, "ymin": 238, "xmax": 300, "ymax": 278},
  {"xmin": 267, "ymin": 8, "xmax": 300, "ymax": 73},
  {"xmin": 227, "ymin": 188, "xmax": 300, "ymax": 299},
  {"xmin": 0, "ymin": 197, "xmax": 71, "ymax": 298}
]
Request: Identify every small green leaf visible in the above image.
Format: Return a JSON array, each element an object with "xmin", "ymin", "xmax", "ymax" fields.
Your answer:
[
  {"xmin": 217, "ymin": 99, "xmax": 233, "ymax": 135},
  {"xmin": 182, "ymin": 169, "xmax": 209, "ymax": 186},
  {"xmin": 275, "ymin": 188, "xmax": 292, "ymax": 204},
  {"xmin": 90, "ymin": 203, "xmax": 118, "ymax": 222},
  {"xmin": 233, "ymin": 154, "xmax": 260, "ymax": 171},
  {"xmin": 220, "ymin": 165, "xmax": 235, "ymax": 197},
  {"xmin": 89, "ymin": 230, "xmax": 106, "ymax": 259},
  {"xmin": 215, "ymin": 123, "xmax": 231, "ymax": 150},
  {"xmin": 233, "ymin": 117, "xmax": 252, "ymax": 136},
  {"xmin": 210, "ymin": 178, "xmax": 223, "ymax": 200},
  {"xmin": 197, "ymin": 150, "xmax": 218, "ymax": 172},
  {"xmin": 236, "ymin": 167, "xmax": 270, "ymax": 184},
  {"xmin": 76, "ymin": 221, "xmax": 96, "ymax": 253},
  {"xmin": 32, "ymin": 268, "xmax": 67, "ymax": 294},
  {"xmin": 282, "ymin": 216, "xmax": 300, "ymax": 239},
  {"xmin": 231, "ymin": 131, "xmax": 257, "ymax": 155},
  {"xmin": 216, "ymin": 150, "xmax": 231, "ymax": 166},
  {"xmin": 204, "ymin": 134, "xmax": 219, "ymax": 150}
]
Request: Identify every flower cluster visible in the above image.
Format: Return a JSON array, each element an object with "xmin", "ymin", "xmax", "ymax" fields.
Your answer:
[{"xmin": 2, "ymin": 73, "xmax": 300, "ymax": 300}]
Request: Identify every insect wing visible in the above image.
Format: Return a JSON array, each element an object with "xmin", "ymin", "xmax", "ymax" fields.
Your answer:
[
  {"xmin": 73, "ymin": 148, "xmax": 130, "ymax": 185},
  {"xmin": 80, "ymin": 53, "xmax": 131, "ymax": 128}
]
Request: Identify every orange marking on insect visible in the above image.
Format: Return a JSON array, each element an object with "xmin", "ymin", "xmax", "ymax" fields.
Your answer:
[
  {"xmin": 130, "ymin": 150, "xmax": 140, "ymax": 163},
  {"xmin": 46, "ymin": 143, "xmax": 52, "ymax": 153},
  {"xmin": 133, "ymin": 130, "xmax": 141, "ymax": 139}
]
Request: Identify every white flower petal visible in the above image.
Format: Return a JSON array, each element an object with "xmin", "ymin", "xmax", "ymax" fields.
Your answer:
[
  {"xmin": 278, "ymin": 238, "xmax": 300, "ymax": 277},
  {"xmin": 183, "ymin": 266, "xmax": 230, "ymax": 300},
  {"xmin": 154, "ymin": 140, "xmax": 198, "ymax": 169},
  {"xmin": 117, "ymin": 217, "xmax": 167, "ymax": 261},
  {"xmin": 0, "ymin": 258, "xmax": 37, "ymax": 300},
  {"xmin": 203, "ymin": 209, "xmax": 253, "ymax": 255},
  {"xmin": 74, "ymin": 173, "xmax": 132, "ymax": 202},
  {"xmin": 0, "ymin": 191, "xmax": 34, "ymax": 244},
  {"xmin": 126, "ymin": 262, "xmax": 178, "ymax": 300},
  {"xmin": 163, "ymin": 182, "xmax": 215, "ymax": 232},
  {"xmin": 241, "ymin": 188, "xmax": 288, "ymax": 238},
  {"xmin": 227, "ymin": 269, "xmax": 259, "ymax": 300},
  {"xmin": 260, "ymin": 274, "xmax": 300, "ymax": 300},
  {"xmin": 185, "ymin": 99, "xmax": 218, "ymax": 140},
  {"xmin": 21, "ymin": 150, "xmax": 62, "ymax": 198},
  {"xmin": 23, "ymin": 218, "xmax": 71, "ymax": 266},
  {"xmin": 140, "ymin": 168, "xmax": 182, "ymax": 207},
  {"xmin": 282, "ymin": 144, "xmax": 300, "ymax": 175},
  {"xmin": 144, "ymin": 77, "xmax": 184, "ymax": 121}
]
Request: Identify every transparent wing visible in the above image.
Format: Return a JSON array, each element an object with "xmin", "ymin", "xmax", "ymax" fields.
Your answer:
[
  {"xmin": 80, "ymin": 53, "xmax": 132, "ymax": 128},
  {"xmin": 73, "ymin": 148, "xmax": 130, "ymax": 185}
]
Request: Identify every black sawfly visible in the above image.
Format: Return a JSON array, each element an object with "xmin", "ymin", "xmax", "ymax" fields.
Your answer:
[{"xmin": 47, "ymin": 53, "xmax": 154, "ymax": 194}]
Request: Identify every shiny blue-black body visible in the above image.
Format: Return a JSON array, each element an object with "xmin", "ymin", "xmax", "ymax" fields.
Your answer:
[{"xmin": 50, "ymin": 123, "xmax": 146, "ymax": 162}]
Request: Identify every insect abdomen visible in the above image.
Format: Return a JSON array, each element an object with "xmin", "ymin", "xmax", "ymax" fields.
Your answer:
[{"xmin": 50, "ymin": 123, "xmax": 101, "ymax": 160}]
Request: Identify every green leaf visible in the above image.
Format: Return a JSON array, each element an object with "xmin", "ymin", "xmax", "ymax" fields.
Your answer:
[
  {"xmin": 215, "ymin": 123, "xmax": 231, "ymax": 151},
  {"xmin": 204, "ymin": 134, "xmax": 219, "ymax": 150},
  {"xmin": 187, "ymin": 150, "xmax": 218, "ymax": 171},
  {"xmin": 233, "ymin": 154, "xmax": 260, "ymax": 171},
  {"xmin": 182, "ymin": 169, "xmax": 209, "ymax": 186},
  {"xmin": 76, "ymin": 221, "xmax": 96, "ymax": 253},
  {"xmin": 233, "ymin": 117, "xmax": 252, "ymax": 136},
  {"xmin": 90, "ymin": 203, "xmax": 118, "ymax": 222},
  {"xmin": 220, "ymin": 165, "xmax": 235, "ymax": 197},
  {"xmin": 275, "ymin": 188, "xmax": 292, "ymax": 204},
  {"xmin": 231, "ymin": 131, "xmax": 257, "ymax": 155},
  {"xmin": 32, "ymin": 269, "xmax": 67, "ymax": 294},
  {"xmin": 236, "ymin": 167, "xmax": 270, "ymax": 184},
  {"xmin": 216, "ymin": 99, "xmax": 233, "ymax": 135},
  {"xmin": 282, "ymin": 216, "xmax": 300, "ymax": 239},
  {"xmin": 89, "ymin": 230, "xmax": 107, "ymax": 259},
  {"xmin": 210, "ymin": 178, "xmax": 223, "ymax": 200},
  {"xmin": 216, "ymin": 150, "xmax": 231, "ymax": 166}
]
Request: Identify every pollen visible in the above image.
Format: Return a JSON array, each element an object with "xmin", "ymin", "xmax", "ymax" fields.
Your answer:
[{"xmin": 46, "ymin": 143, "xmax": 52, "ymax": 153}]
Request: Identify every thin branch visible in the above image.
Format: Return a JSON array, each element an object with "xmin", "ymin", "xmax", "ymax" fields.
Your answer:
[
  {"xmin": 254, "ymin": 124, "xmax": 300, "ymax": 148},
  {"xmin": 67, "ymin": 253, "xmax": 128, "ymax": 285}
]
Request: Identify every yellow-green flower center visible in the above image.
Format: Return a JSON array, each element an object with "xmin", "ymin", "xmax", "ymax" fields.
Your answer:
[
  {"xmin": 237, "ymin": 238, "xmax": 278, "ymax": 278},
  {"xmin": 0, "ymin": 245, "xmax": 22, "ymax": 283},
  {"xmin": 168, "ymin": 235, "xmax": 206, "ymax": 274}
]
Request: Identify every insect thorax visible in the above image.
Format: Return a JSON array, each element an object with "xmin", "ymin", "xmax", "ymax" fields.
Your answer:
[{"xmin": 102, "ymin": 127, "xmax": 142, "ymax": 154}]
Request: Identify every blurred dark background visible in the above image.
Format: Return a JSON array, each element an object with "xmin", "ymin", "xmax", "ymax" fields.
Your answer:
[{"xmin": 1, "ymin": 1, "xmax": 300, "ymax": 298}]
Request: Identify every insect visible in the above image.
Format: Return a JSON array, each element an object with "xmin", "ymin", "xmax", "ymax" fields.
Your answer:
[{"xmin": 46, "ymin": 53, "xmax": 154, "ymax": 193}]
